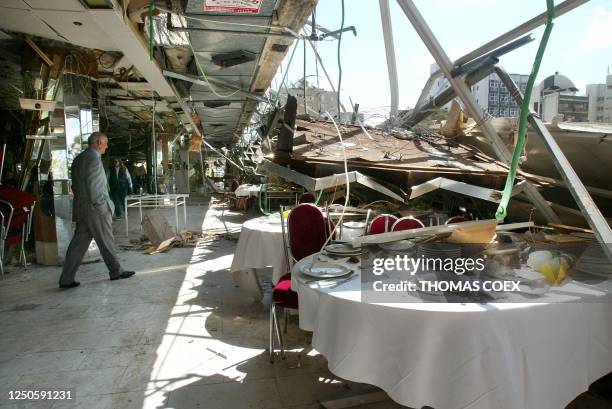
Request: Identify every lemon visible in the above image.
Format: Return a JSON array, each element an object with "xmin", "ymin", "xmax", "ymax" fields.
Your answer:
[
  {"xmin": 539, "ymin": 264, "xmax": 557, "ymax": 284},
  {"xmin": 539, "ymin": 262, "xmax": 567, "ymax": 285}
]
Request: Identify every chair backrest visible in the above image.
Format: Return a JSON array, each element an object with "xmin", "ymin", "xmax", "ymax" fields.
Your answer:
[
  {"xmin": 0, "ymin": 199, "xmax": 13, "ymax": 240},
  {"xmin": 298, "ymin": 192, "xmax": 315, "ymax": 204},
  {"xmin": 230, "ymin": 179, "xmax": 239, "ymax": 192},
  {"xmin": 445, "ymin": 215, "xmax": 471, "ymax": 225},
  {"xmin": 391, "ymin": 217, "xmax": 425, "ymax": 232},
  {"xmin": 0, "ymin": 186, "xmax": 36, "ymax": 229},
  {"xmin": 368, "ymin": 214, "xmax": 398, "ymax": 235},
  {"xmin": 288, "ymin": 203, "xmax": 328, "ymax": 261}
]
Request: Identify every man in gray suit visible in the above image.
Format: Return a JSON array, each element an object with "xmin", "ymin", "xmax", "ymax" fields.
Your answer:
[{"xmin": 59, "ymin": 132, "xmax": 135, "ymax": 289}]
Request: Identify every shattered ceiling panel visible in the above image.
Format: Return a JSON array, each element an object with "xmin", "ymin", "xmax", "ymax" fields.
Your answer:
[{"xmin": 182, "ymin": 0, "xmax": 278, "ymax": 145}]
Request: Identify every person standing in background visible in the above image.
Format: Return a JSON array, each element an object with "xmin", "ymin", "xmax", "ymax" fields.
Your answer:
[{"xmin": 108, "ymin": 158, "xmax": 132, "ymax": 220}]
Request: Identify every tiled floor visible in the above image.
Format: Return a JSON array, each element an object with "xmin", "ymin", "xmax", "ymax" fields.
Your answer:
[
  {"xmin": 0, "ymin": 200, "xmax": 401, "ymax": 409},
  {"xmin": 0, "ymin": 199, "xmax": 609, "ymax": 409}
]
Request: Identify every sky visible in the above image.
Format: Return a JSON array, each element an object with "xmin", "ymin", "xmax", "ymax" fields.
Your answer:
[{"xmin": 272, "ymin": 0, "xmax": 612, "ymax": 124}]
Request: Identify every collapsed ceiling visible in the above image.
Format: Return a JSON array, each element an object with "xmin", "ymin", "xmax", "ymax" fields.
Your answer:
[{"xmin": 0, "ymin": 0, "xmax": 317, "ymax": 155}]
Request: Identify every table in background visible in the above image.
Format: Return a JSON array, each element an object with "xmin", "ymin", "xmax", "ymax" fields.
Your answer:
[
  {"xmin": 231, "ymin": 214, "xmax": 288, "ymax": 299},
  {"xmin": 234, "ymin": 184, "xmax": 261, "ymax": 198},
  {"xmin": 292, "ymin": 254, "xmax": 612, "ymax": 409},
  {"xmin": 124, "ymin": 194, "xmax": 189, "ymax": 236},
  {"xmin": 264, "ymin": 190, "xmax": 299, "ymax": 212}
]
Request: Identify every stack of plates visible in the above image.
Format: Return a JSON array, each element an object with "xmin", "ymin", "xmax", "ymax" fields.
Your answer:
[
  {"xmin": 325, "ymin": 243, "xmax": 362, "ymax": 256},
  {"xmin": 379, "ymin": 240, "xmax": 415, "ymax": 252},
  {"xmin": 417, "ymin": 243, "xmax": 462, "ymax": 260}
]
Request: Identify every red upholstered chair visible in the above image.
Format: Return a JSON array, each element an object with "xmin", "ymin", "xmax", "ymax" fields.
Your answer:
[
  {"xmin": 270, "ymin": 203, "xmax": 328, "ymax": 362},
  {"xmin": 391, "ymin": 216, "xmax": 425, "ymax": 232},
  {"xmin": 298, "ymin": 192, "xmax": 315, "ymax": 204},
  {"xmin": 368, "ymin": 214, "xmax": 398, "ymax": 235},
  {"xmin": 230, "ymin": 179, "xmax": 239, "ymax": 192},
  {"xmin": 287, "ymin": 203, "xmax": 328, "ymax": 262},
  {"xmin": 445, "ymin": 215, "xmax": 472, "ymax": 224},
  {"xmin": 0, "ymin": 187, "xmax": 36, "ymax": 278}
]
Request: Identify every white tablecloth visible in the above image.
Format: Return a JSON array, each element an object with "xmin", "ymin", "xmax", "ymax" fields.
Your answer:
[
  {"xmin": 234, "ymin": 184, "xmax": 261, "ymax": 197},
  {"xmin": 292, "ymin": 255, "xmax": 612, "ymax": 409},
  {"xmin": 231, "ymin": 215, "xmax": 288, "ymax": 285}
]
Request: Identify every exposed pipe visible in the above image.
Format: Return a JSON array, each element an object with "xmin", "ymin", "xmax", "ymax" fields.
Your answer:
[
  {"xmin": 169, "ymin": 26, "xmax": 300, "ymax": 39},
  {"xmin": 379, "ymin": 0, "xmax": 399, "ymax": 118}
]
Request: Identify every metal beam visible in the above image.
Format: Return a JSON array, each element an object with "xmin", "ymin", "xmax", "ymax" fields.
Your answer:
[
  {"xmin": 354, "ymin": 173, "xmax": 405, "ymax": 202},
  {"xmin": 450, "ymin": 34, "xmax": 534, "ymax": 77},
  {"xmin": 494, "ymin": 66, "xmax": 612, "ymax": 259},
  {"xmin": 403, "ymin": 60, "xmax": 496, "ymax": 128},
  {"xmin": 379, "ymin": 0, "xmax": 399, "ymax": 118},
  {"xmin": 395, "ymin": 0, "xmax": 560, "ymax": 223},
  {"xmin": 353, "ymin": 219, "xmax": 497, "ymax": 246},
  {"xmin": 455, "ymin": 0, "xmax": 589, "ymax": 66},
  {"xmin": 169, "ymin": 26, "xmax": 299, "ymax": 39},
  {"xmin": 409, "ymin": 177, "xmax": 504, "ymax": 203},
  {"xmin": 416, "ymin": 0, "xmax": 588, "ymax": 110},
  {"xmin": 163, "ymin": 70, "xmax": 268, "ymax": 103},
  {"xmin": 407, "ymin": 34, "xmax": 534, "ymax": 127},
  {"xmin": 260, "ymin": 159, "xmax": 405, "ymax": 203}
]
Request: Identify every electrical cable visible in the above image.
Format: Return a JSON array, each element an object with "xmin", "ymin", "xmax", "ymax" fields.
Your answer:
[
  {"xmin": 495, "ymin": 0, "xmax": 555, "ymax": 221},
  {"xmin": 336, "ymin": 0, "xmax": 345, "ymax": 118},
  {"xmin": 308, "ymin": 110, "xmax": 351, "ymax": 269},
  {"xmin": 186, "ymin": 34, "xmax": 240, "ymax": 99}
]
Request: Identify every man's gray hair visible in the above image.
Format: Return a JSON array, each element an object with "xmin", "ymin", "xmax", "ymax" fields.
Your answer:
[{"xmin": 88, "ymin": 132, "xmax": 107, "ymax": 145}]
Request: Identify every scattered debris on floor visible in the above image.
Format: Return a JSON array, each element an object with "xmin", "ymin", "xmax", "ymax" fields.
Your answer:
[{"xmin": 143, "ymin": 230, "xmax": 202, "ymax": 254}]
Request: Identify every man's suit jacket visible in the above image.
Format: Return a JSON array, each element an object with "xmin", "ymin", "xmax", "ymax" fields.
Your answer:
[{"xmin": 71, "ymin": 148, "xmax": 114, "ymax": 222}]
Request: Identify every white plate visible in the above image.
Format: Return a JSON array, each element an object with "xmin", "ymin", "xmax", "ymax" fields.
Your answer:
[
  {"xmin": 302, "ymin": 262, "xmax": 352, "ymax": 278},
  {"xmin": 325, "ymin": 243, "xmax": 362, "ymax": 255}
]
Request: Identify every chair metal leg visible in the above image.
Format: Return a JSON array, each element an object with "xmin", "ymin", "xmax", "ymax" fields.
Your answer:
[
  {"xmin": 284, "ymin": 308, "xmax": 289, "ymax": 334},
  {"xmin": 269, "ymin": 302, "xmax": 275, "ymax": 363},
  {"xmin": 274, "ymin": 313, "xmax": 285, "ymax": 359},
  {"xmin": 19, "ymin": 224, "xmax": 26, "ymax": 267},
  {"xmin": 273, "ymin": 305, "xmax": 284, "ymax": 359}
]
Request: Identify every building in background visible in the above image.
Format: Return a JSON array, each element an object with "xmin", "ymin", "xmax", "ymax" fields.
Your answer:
[
  {"xmin": 530, "ymin": 72, "xmax": 588, "ymax": 122},
  {"xmin": 471, "ymin": 73, "xmax": 528, "ymax": 117},
  {"xmin": 586, "ymin": 74, "xmax": 612, "ymax": 122},
  {"xmin": 279, "ymin": 80, "xmax": 364, "ymax": 124},
  {"xmin": 425, "ymin": 64, "xmax": 528, "ymax": 117},
  {"xmin": 280, "ymin": 80, "xmax": 338, "ymax": 118}
]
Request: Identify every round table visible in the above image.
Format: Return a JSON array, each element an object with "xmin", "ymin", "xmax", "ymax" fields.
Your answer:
[
  {"xmin": 231, "ymin": 215, "xmax": 288, "ymax": 299},
  {"xmin": 292, "ymin": 254, "xmax": 612, "ymax": 409}
]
